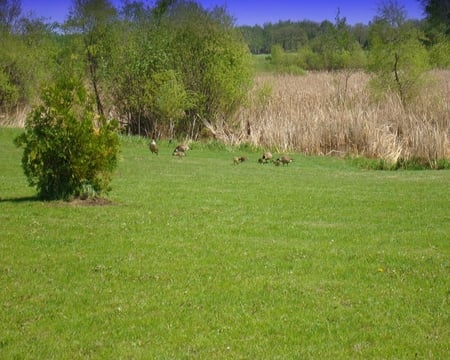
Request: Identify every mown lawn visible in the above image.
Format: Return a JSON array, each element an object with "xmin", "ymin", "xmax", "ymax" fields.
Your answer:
[{"xmin": 1, "ymin": 127, "xmax": 449, "ymax": 359}]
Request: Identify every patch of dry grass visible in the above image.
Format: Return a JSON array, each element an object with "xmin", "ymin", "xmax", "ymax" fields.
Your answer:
[{"xmin": 225, "ymin": 70, "xmax": 450, "ymax": 167}]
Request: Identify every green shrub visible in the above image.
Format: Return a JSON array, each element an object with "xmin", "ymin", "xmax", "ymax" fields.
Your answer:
[
  {"xmin": 0, "ymin": 68, "xmax": 19, "ymax": 111},
  {"xmin": 14, "ymin": 76, "xmax": 120, "ymax": 200}
]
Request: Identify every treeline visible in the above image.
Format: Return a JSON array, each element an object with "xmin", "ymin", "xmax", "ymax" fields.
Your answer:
[
  {"xmin": 239, "ymin": 18, "xmax": 371, "ymax": 54},
  {"xmin": 239, "ymin": 9, "xmax": 450, "ymax": 72}
]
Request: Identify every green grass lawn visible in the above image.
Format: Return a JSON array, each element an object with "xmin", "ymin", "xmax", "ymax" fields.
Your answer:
[{"xmin": 1, "ymin": 127, "xmax": 449, "ymax": 359}]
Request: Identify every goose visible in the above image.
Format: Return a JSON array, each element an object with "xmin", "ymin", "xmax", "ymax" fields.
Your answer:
[
  {"xmin": 233, "ymin": 156, "xmax": 248, "ymax": 164},
  {"xmin": 149, "ymin": 139, "xmax": 158, "ymax": 155},
  {"xmin": 173, "ymin": 144, "xmax": 189, "ymax": 156},
  {"xmin": 278, "ymin": 156, "xmax": 293, "ymax": 165},
  {"xmin": 261, "ymin": 151, "xmax": 273, "ymax": 163},
  {"xmin": 174, "ymin": 151, "xmax": 185, "ymax": 158}
]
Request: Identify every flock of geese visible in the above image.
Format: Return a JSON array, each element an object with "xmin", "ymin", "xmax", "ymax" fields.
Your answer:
[{"xmin": 149, "ymin": 139, "xmax": 293, "ymax": 166}]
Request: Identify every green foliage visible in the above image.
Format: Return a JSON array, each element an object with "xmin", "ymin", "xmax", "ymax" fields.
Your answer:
[
  {"xmin": 296, "ymin": 46, "xmax": 323, "ymax": 70},
  {"xmin": 14, "ymin": 76, "xmax": 120, "ymax": 200},
  {"xmin": 153, "ymin": 69, "xmax": 193, "ymax": 136},
  {"xmin": 420, "ymin": 0, "xmax": 450, "ymax": 34},
  {"xmin": 266, "ymin": 15, "xmax": 367, "ymax": 73},
  {"xmin": 0, "ymin": 30, "xmax": 32, "ymax": 108},
  {"xmin": 109, "ymin": 20, "xmax": 171, "ymax": 135},
  {"xmin": 65, "ymin": 0, "xmax": 119, "ymax": 116},
  {"xmin": 267, "ymin": 45, "xmax": 306, "ymax": 74},
  {"xmin": 167, "ymin": 2, "xmax": 253, "ymax": 127},
  {"xmin": 428, "ymin": 34, "xmax": 450, "ymax": 68},
  {"xmin": 0, "ymin": 19, "xmax": 60, "ymax": 113},
  {"xmin": 109, "ymin": 1, "xmax": 253, "ymax": 137},
  {"xmin": 368, "ymin": 4, "xmax": 430, "ymax": 106},
  {"xmin": 0, "ymin": 67, "xmax": 19, "ymax": 110}
]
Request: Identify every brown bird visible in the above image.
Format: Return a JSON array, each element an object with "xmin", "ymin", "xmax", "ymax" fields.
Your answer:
[
  {"xmin": 233, "ymin": 156, "xmax": 248, "ymax": 165},
  {"xmin": 278, "ymin": 156, "xmax": 293, "ymax": 165},
  {"xmin": 174, "ymin": 151, "xmax": 185, "ymax": 158},
  {"xmin": 262, "ymin": 151, "xmax": 273, "ymax": 163},
  {"xmin": 173, "ymin": 144, "xmax": 189, "ymax": 156},
  {"xmin": 149, "ymin": 139, "xmax": 158, "ymax": 155}
]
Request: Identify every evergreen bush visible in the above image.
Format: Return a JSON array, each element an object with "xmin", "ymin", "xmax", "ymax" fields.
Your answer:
[{"xmin": 14, "ymin": 75, "xmax": 120, "ymax": 200}]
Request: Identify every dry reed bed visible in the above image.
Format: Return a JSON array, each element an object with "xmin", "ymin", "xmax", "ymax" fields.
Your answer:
[{"xmin": 230, "ymin": 70, "xmax": 450, "ymax": 164}]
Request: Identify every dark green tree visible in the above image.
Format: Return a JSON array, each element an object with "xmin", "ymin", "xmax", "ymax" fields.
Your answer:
[
  {"xmin": 420, "ymin": 0, "xmax": 450, "ymax": 34},
  {"xmin": 166, "ymin": 1, "xmax": 252, "ymax": 134},
  {"xmin": 65, "ymin": 0, "xmax": 118, "ymax": 116},
  {"xmin": 110, "ymin": 0, "xmax": 252, "ymax": 138},
  {"xmin": 110, "ymin": 2, "xmax": 171, "ymax": 135}
]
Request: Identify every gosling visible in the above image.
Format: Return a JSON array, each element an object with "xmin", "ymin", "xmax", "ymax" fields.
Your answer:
[
  {"xmin": 261, "ymin": 151, "xmax": 273, "ymax": 163},
  {"xmin": 149, "ymin": 139, "xmax": 158, "ymax": 155},
  {"xmin": 174, "ymin": 151, "xmax": 185, "ymax": 158},
  {"xmin": 277, "ymin": 156, "xmax": 293, "ymax": 166},
  {"xmin": 233, "ymin": 156, "xmax": 248, "ymax": 165},
  {"xmin": 173, "ymin": 144, "xmax": 189, "ymax": 156}
]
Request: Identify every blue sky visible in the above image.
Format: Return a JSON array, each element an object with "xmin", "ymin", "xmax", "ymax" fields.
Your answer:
[{"xmin": 21, "ymin": 0, "xmax": 425, "ymax": 26}]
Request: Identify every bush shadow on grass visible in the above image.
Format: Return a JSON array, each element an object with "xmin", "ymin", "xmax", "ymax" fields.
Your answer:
[
  {"xmin": 0, "ymin": 196, "xmax": 113, "ymax": 206},
  {"xmin": 0, "ymin": 196, "xmax": 41, "ymax": 203}
]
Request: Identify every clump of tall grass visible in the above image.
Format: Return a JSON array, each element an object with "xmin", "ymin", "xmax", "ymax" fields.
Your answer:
[{"xmin": 223, "ymin": 70, "xmax": 449, "ymax": 169}]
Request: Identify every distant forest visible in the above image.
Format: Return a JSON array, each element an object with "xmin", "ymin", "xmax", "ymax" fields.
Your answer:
[{"xmin": 239, "ymin": 19, "xmax": 375, "ymax": 54}]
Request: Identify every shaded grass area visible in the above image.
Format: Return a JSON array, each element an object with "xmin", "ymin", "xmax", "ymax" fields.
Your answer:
[{"xmin": 1, "ymin": 128, "xmax": 449, "ymax": 358}]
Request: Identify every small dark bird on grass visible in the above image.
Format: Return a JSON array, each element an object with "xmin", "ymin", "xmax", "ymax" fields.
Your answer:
[
  {"xmin": 173, "ymin": 144, "xmax": 189, "ymax": 156},
  {"xmin": 149, "ymin": 139, "xmax": 158, "ymax": 155}
]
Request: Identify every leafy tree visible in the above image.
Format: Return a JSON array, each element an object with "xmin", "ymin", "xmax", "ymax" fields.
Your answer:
[
  {"xmin": 368, "ymin": 1, "xmax": 429, "ymax": 106},
  {"xmin": 420, "ymin": 0, "xmax": 450, "ymax": 34},
  {"xmin": 109, "ymin": 4, "xmax": 171, "ymax": 135},
  {"xmin": 65, "ymin": 0, "xmax": 118, "ymax": 116},
  {"xmin": 160, "ymin": 0, "xmax": 253, "ymax": 136},
  {"xmin": 240, "ymin": 25, "xmax": 266, "ymax": 54},
  {"xmin": 428, "ymin": 33, "xmax": 450, "ymax": 68},
  {"xmin": 296, "ymin": 46, "xmax": 322, "ymax": 70},
  {"xmin": 1, "ymin": 4, "xmax": 60, "ymax": 114},
  {"xmin": 152, "ymin": 69, "xmax": 192, "ymax": 138},
  {"xmin": 0, "ymin": 31, "xmax": 20, "ymax": 112},
  {"xmin": 0, "ymin": 0, "xmax": 21, "ymax": 31},
  {"xmin": 14, "ymin": 75, "xmax": 120, "ymax": 200}
]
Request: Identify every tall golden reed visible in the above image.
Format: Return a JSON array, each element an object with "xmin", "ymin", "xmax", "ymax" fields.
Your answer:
[{"xmin": 225, "ymin": 70, "xmax": 449, "ymax": 166}]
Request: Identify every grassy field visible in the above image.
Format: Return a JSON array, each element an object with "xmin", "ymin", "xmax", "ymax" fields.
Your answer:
[{"xmin": 1, "ymin": 127, "xmax": 449, "ymax": 359}]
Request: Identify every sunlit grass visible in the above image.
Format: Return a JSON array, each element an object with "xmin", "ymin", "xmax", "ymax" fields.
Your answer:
[{"xmin": 1, "ymin": 128, "xmax": 449, "ymax": 358}]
